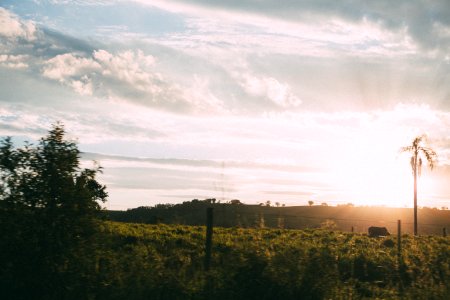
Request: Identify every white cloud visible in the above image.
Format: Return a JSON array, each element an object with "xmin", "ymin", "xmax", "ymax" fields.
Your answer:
[
  {"xmin": 41, "ymin": 49, "xmax": 163, "ymax": 96},
  {"xmin": 0, "ymin": 8, "xmax": 36, "ymax": 41},
  {"xmin": 42, "ymin": 53, "xmax": 101, "ymax": 81},
  {"xmin": 0, "ymin": 54, "xmax": 29, "ymax": 69},
  {"xmin": 181, "ymin": 75, "xmax": 225, "ymax": 112},
  {"xmin": 92, "ymin": 49, "xmax": 159, "ymax": 93},
  {"xmin": 239, "ymin": 73, "xmax": 301, "ymax": 108},
  {"xmin": 40, "ymin": 48, "xmax": 230, "ymax": 113},
  {"xmin": 70, "ymin": 76, "xmax": 94, "ymax": 96}
]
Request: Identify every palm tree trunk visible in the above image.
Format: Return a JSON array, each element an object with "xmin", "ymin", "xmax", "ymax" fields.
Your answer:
[{"xmin": 414, "ymin": 152, "xmax": 418, "ymax": 236}]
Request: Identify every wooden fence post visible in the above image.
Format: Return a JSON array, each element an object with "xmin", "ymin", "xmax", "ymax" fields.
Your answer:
[
  {"xmin": 397, "ymin": 220, "xmax": 401, "ymax": 262},
  {"xmin": 351, "ymin": 226, "xmax": 354, "ymax": 233},
  {"xmin": 397, "ymin": 219, "xmax": 403, "ymax": 295},
  {"xmin": 205, "ymin": 207, "xmax": 213, "ymax": 272},
  {"xmin": 443, "ymin": 227, "xmax": 447, "ymax": 237}
]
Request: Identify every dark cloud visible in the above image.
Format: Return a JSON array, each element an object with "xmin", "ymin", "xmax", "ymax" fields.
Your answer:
[{"xmin": 40, "ymin": 28, "xmax": 98, "ymax": 56}]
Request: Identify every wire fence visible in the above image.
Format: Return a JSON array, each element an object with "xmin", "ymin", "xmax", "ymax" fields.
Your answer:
[
  {"xmin": 111, "ymin": 204, "xmax": 450, "ymax": 236},
  {"xmin": 211, "ymin": 210, "xmax": 449, "ymax": 236}
]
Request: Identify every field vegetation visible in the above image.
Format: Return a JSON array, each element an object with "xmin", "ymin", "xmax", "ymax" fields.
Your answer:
[
  {"xmin": 107, "ymin": 199, "xmax": 450, "ymax": 235},
  {"xmin": 91, "ymin": 221, "xmax": 450, "ymax": 299}
]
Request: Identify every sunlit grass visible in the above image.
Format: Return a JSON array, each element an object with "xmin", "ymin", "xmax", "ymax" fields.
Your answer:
[{"xmin": 97, "ymin": 221, "xmax": 450, "ymax": 299}]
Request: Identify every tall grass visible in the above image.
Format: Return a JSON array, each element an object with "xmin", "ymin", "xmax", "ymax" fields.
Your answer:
[{"xmin": 91, "ymin": 222, "xmax": 450, "ymax": 299}]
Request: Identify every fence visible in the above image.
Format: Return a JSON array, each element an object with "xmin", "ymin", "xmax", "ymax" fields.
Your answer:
[
  {"xmin": 202, "ymin": 207, "xmax": 449, "ymax": 298},
  {"xmin": 212, "ymin": 209, "xmax": 449, "ymax": 235},
  {"xmin": 203, "ymin": 208, "xmax": 448, "ymax": 271}
]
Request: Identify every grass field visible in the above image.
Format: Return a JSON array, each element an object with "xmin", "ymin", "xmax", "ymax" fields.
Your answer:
[{"xmin": 95, "ymin": 221, "xmax": 450, "ymax": 299}]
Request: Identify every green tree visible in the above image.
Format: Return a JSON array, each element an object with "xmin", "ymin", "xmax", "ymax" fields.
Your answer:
[
  {"xmin": 400, "ymin": 135, "xmax": 436, "ymax": 235},
  {"xmin": 0, "ymin": 123, "xmax": 107, "ymax": 299}
]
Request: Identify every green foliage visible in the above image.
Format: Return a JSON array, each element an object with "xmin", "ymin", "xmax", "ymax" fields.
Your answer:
[
  {"xmin": 0, "ymin": 124, "xmax": 107, "ymax": 300},
  {"xmin": 89, "ymin": 222, "xmax": 450, "ymax": 300}
]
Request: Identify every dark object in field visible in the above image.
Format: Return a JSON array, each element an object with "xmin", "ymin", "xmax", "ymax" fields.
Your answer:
[
  {"xmin": 382, "ymin": 239, "xmax": 395, "ymax": 248},
  {"xmin": 368, "ymin": 226, "xmax": 390, "ymax": 237}
]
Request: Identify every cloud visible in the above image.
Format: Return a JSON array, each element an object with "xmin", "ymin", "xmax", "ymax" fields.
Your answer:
[
  {"xmin": 39, "ymin": 43, "xmax": 229, "ymax": 113},
  {"xmin": 81, "ymin": 151, "xmax": 326, "ymax": 207},
  {"xmin": 42, "ymin": 52, "xmax": 104, "ymax": 96},
  {"xmin": 3, "ymin": 99, "xmax": 450, "ymax": 208},
  {"xmin": 41, "ymin": 49, "xmax": 151, "ymax": 91},
  {"xmin": 82, "ymin": 152, "xmax": 321, "ymax": 173},
  {"xmin": 0, "ymin": 8, "xmax": 98, "ymax": 75},
  {"xmin": 0, "ymin": 8, "xmax": 36, "ymax": 42},
  {"xmin": 42, "ymin": 53, "xmax": 100, "ymax": 77},
  {"xmin": 0, "ymin": 106, "xmax": 50, "ymax": 137},
  {"xmin": 146, "ymin": 0, "xmax": 450, "ymax": 54},
  {"xmin": 92, "ymin": 49, "xmax": 158, "ymax": 92},
  {"xmin": 238, "ymin": 73, "xmax": 301, "ymax": 108},
  {"xmin": 2, "ymin": 4, "xmax": 448, "ymax": 117},
  {"xmin": 43, "ymin": 0, "xmax": 115, "ymax": 5},
  {"xmin": 155, "ymin": 12, "xmax": 407, "ymax": 59},
  {"xmin": 0, "ymin": 8, "xmax": 193, "ymax": 112},
  {"xmin": 0, "ymin": 54, "xmax": 29, "ymax": 69},
  {"xmin": 41, "ymin": 49, "xmax": 198, "ymax": 111}
]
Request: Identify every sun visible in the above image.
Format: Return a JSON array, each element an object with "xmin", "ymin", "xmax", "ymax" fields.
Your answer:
[{"xmin": 326, "ymin": 132, "xmax": 436, "ymax": 207}]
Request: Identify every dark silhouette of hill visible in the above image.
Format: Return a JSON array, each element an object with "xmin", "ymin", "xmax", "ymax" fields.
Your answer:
[{"xmin": 106, "ymin": 199, "xmax": 450, "ymax": 235}]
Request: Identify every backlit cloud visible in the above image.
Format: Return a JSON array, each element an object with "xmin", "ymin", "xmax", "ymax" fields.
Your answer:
[
  {"xmin": 0, "ymin": 7, "xmax": 36, "ymax": 41},
  {"xmin": 146, "ymin": 0, "xmax": 450, "ymax": 54}
]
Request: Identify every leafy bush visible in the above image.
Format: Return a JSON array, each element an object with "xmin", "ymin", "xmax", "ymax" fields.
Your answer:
[{"xmin": 0, "ymin": 124, "xmax": 107, "ymax": 300}]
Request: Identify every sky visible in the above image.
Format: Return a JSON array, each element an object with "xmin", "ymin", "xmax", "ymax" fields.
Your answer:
[{"xmin": 1, "ymin": 0, "xmax": 450, "ymax": 210}]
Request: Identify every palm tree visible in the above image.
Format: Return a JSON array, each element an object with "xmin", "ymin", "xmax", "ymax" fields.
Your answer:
[{"xmin": 400, "ymin": 136, "xmax": 437, "ymax": 235}]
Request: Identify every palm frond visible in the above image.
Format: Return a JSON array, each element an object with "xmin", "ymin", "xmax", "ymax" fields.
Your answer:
[
  {"xmin": 400, "ymin": 146, "xmax": 414, "ymax": 153},
  {"xmin": 421, "ymin": 148, "xmax": 437, "ymax": 170},
  {"xmin": 401, "ymin": 135, "xmax": 437, "ymax": 173}
]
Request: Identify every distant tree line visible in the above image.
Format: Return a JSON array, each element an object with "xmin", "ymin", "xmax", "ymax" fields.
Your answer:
[{"xmin": 106, "ymin": 199, "xmax": 450, "ymax": 235}]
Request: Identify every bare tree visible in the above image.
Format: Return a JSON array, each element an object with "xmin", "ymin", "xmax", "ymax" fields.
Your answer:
[{"xmin": 401, "ymin": 135, "xmax": 437, "ymax": 235}]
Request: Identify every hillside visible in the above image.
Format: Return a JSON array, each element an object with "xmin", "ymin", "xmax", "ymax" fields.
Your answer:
[{"xmin": 106, "ymin": 200, "xmax": 450, "ymax": 235}]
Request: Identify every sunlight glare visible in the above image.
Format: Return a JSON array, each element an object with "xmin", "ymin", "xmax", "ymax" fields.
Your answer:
[{"xmin": 326, "ymin": 131, "xmax": 426, "ymax": 207}]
